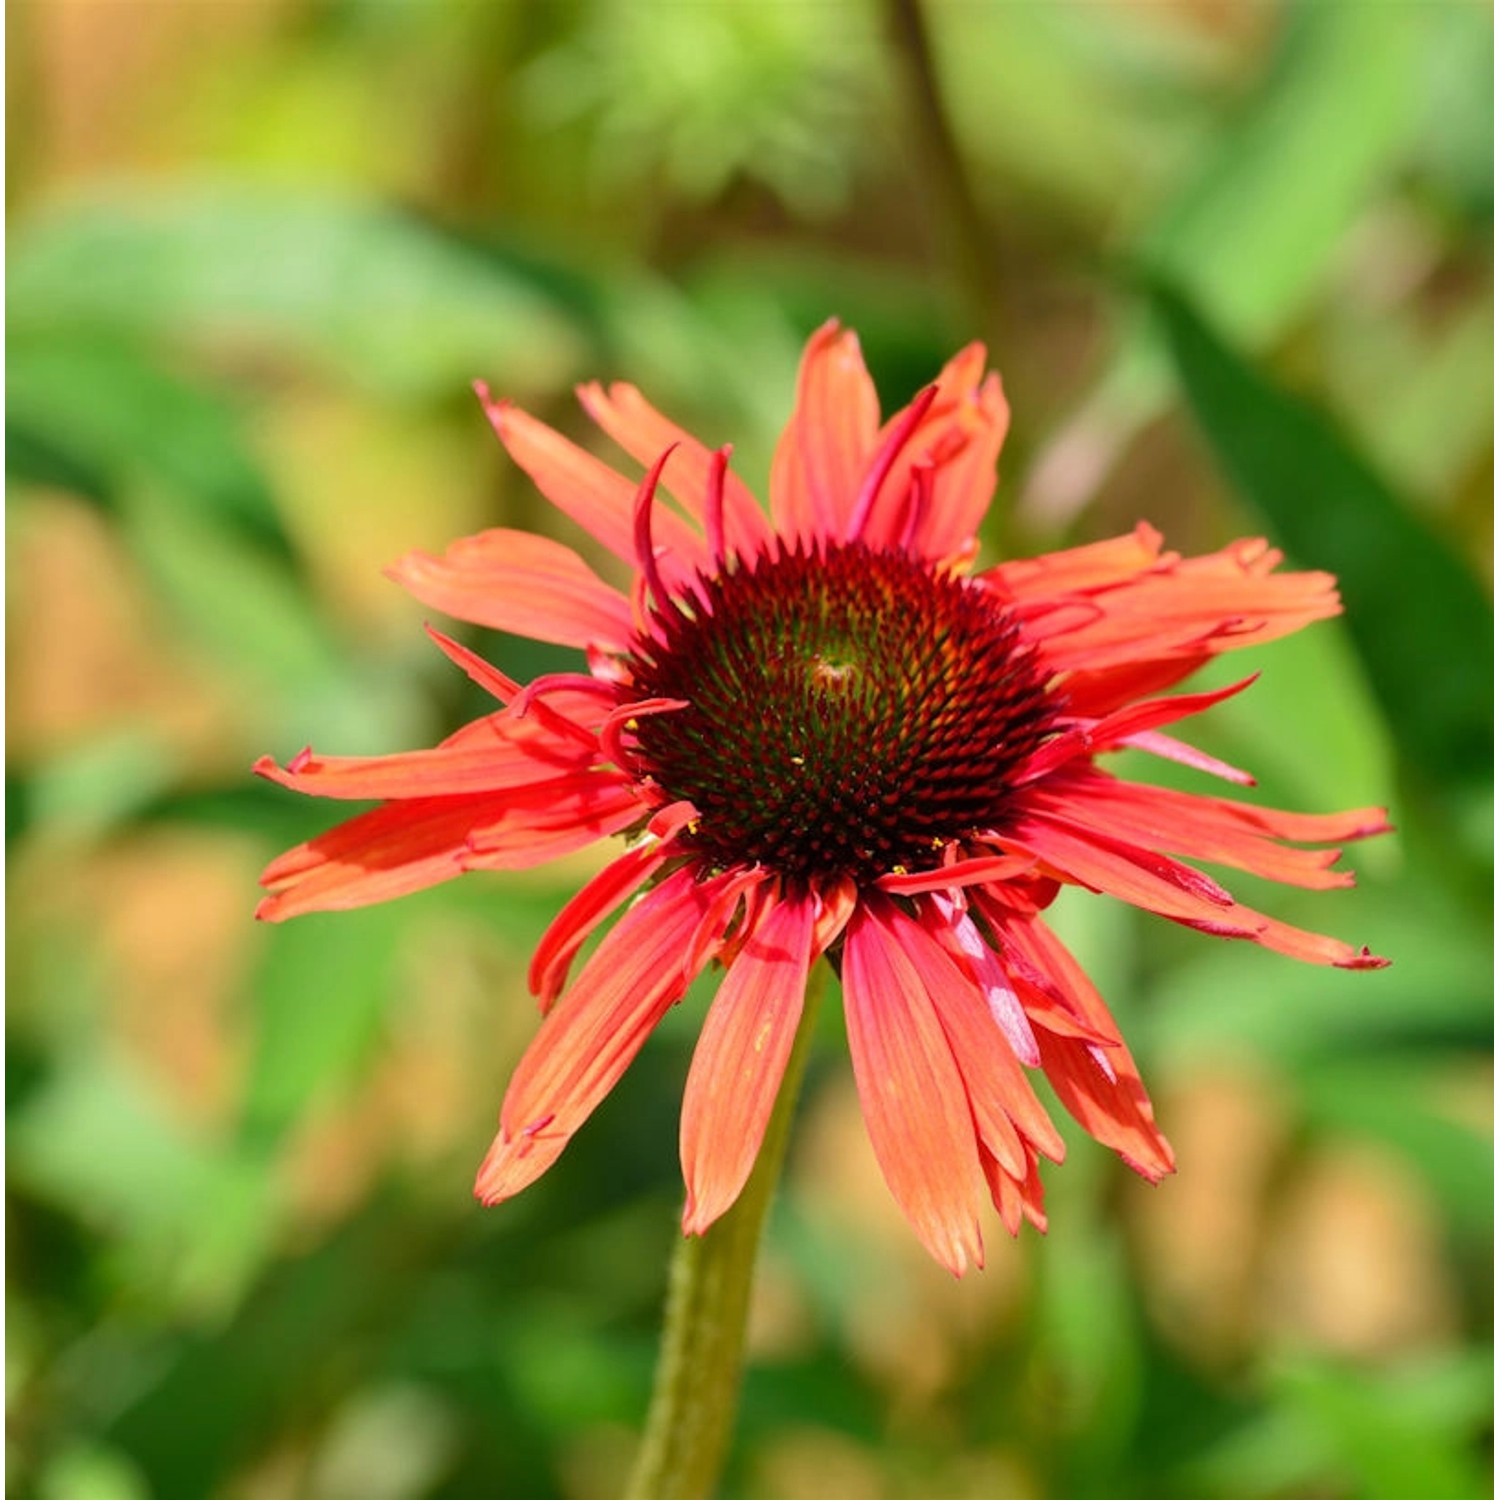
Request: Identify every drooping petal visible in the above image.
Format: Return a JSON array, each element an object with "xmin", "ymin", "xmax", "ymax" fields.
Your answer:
[
  {"xmin": 680, "ymin": 890, "xmax": 816, "ymax": 1234},
  {"xmin": 528, "ymin": 836, "xmax": 683, "ymax": 1009},
  {"xmin": 998, "ymin": 811, "xmax": 1259, "ymax": 929},
  {"xmin": 889, "ymin": 899, "xmax": 1066, "ymax": 1169},
  {"xmin": 999, "ymin": 915, "xmax": 1176, "ymax": 1182},
  {"xmin": 388, "ymin": 528, "xmax": 635, "ymax": 651},
  {"xmin": 576, "ymin": 381, "xmax": 773, "ymax": 559},
  {"xmin": 982, "ymin": 1141, "xmax": 1048, "ymax": 1236},
  {"xmin": 842, "ymin": 899, "xmax": 988, "ymax": 1275},
  {"xmin": 769, "ymin": 321, "xmax": 880, "ymax": 544},
  {"xmin": 1116, "ymin": 729, "xmax": 1255, "ymax": 785},
  {"xmin": 1181, "ymin": 903, "xmax": 1389, "ymax": 970},
  {"xmin": 1027, "ymin": 769, "xmax": 1366, "ymax": 891},
  {"xmin": 475, "ymin": 867, "xmax": 720, "ymax": 1204},
  {"xmin": 919, "ymin": 893, "xmax": 1041, "ymax": 1067},
  {"xmin": 1012, "ymin": 676, "xmax": 1259, "ymax": 787}
]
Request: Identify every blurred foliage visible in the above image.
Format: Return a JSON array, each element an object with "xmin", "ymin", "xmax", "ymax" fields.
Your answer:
[{"xmin": 6, "ymin": 2, "xmax": 1491, "ymax": 1499}]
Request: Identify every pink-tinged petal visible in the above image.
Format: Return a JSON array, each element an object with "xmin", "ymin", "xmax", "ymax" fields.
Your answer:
[
  {"xmin": 1015, "ymin": 676, "xmax": 1259, "ymax": 787},
  {"xmin": 1003, "ymin": 917, "xmax": 1176, "ymax": 1181},
  {"xmin": 680, "ymin": 892, "xmax": 816, "ymax": 1234},
  {"xmin": 388, "ymin": 529, "xmax": 634, "ymax": 651},
  {"xmin": 1117, "ymin": 729, "xmax": 1255, "ymax": 785},
  {"xmin": 970, "ymin": 892, "xmax": 1117, "ymax": 1047},
  {"xmin": 769, "ymin": 321, "xmax": 880, "ymax": 544},
  {"xmin": 1027, "ymin": 771, "xmax": 1364, "ymax": 891},
  {"xmin": 842, "ymin": 900, "xmax": 988, "ymax": 1276},
  {"xmin": 576, "ymin": 381, "xmax": 773, "ymax": 559},
  {"xmin": 476, "ymin": 386, "xmax": 707, "ymax": 581},
  {"xmin": 999, "ymin": 812, "xmax": 1258, "ymax": 929},
  {"xmin": 475, "ymin": 868, "xmax": 719, "ymax": 1204},
  {"xmin": 528, "ymin": 837, "xmax": 682, "ymax": 1010},
  {"xmin": 921, "ymin": 894, "xmax": 1041, "ymax": 1067},
  {"xmin": 885, "ymin": 900, "xmax": 1065, "ymax": 1170}
]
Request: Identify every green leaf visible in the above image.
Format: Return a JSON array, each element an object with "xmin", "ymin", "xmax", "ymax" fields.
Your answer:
[
  {"xmin": 1150, "ymin": 282, "xmax": 1491, "ymax": 787},
  {"xmin": 1143, "ymin": 2, "xmax": 1420, "ymax": 343},
  {"xmin": 7, "ymin": 336, "xmax": 292, "ymax": 561},
  {"xmin": 9, "ymin": 1053, "xmax": 275, "ymax": 1317},
  {"xmin": 8, "ymin": 187, "xmax": 587, "ymax": 401},
  {"xmin": 1272, "ymin": 1358, "xmax": 1490, "ymax": 1500},
  {"xmin": 239, "ymin": 905, "xmax": 402, "ymax": 1146},
  {"xmin": 1295, "ymin": 1057, "xmax": 1492, "ymax": 1240}
]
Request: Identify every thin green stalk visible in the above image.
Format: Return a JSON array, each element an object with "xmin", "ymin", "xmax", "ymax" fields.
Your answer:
[
  {"xmin": 623, "ymin": 960, "xmax": 829, "ymax": 1500},
  {"xmin": 884, "ymin": 0, "xmax": 1006, "ymax": 350}
]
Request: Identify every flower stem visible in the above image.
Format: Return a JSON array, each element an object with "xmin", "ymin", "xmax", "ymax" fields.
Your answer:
[{"xmin": 623, "ymin": 960, "xmax": 829, "ymax": 1500}]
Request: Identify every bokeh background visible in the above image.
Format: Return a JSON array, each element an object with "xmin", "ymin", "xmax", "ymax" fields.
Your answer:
[{"xmin": 6, "ymin": 2, "xmax": 1493, "ymax": 1498}]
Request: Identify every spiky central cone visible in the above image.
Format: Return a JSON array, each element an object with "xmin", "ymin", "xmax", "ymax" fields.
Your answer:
[{"xmin": 627, "ymin": 542, "xmax": 1058, "ymax": 886}]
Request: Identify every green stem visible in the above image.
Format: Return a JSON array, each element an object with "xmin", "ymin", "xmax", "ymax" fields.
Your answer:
[
  {"xmin": 884, "ymin": 0, "xmax": 1006, "ymax": 350},
  {"xmin": 623, "ymin": 960, "xmax": 829, "ymax": 1500}
]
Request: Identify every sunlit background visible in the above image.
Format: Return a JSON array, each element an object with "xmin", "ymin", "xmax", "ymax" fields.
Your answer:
[{"xmin": 6, "ymin": 2, "xmax": 1493, "ymax": 1498}]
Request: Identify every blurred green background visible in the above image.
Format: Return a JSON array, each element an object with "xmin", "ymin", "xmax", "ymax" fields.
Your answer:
[{"xmin": 6, "ymin": 2, "xmax": 1492, "ymax": 1497}]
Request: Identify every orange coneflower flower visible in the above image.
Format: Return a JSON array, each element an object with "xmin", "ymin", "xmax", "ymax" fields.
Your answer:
[{"xmin": 255, "ymin": 322, "xmax": 1388, "ymax": 1275}]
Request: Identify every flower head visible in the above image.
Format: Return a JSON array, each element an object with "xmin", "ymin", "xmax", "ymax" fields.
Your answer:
[{"xmin": 255, "ymin": 321, "xmax": 1388, "ymax": 1274}]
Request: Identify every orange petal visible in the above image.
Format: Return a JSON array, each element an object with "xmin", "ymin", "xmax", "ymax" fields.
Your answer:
[
  {"xmin": 842, "ymin": 899, "xmax": 987, "ymax": 1276},
  {"xmin": 1003, "ymin": 917, "xmax": 1176, "ymax": 1181},
  {"xmin": 1027, "ymin": 771, "xmax": 1361, "ymax": 891},
  {"xmin": 576, "ymin": 381, "xmax": 773, "ymax": 559},
  {"xmin": 982, "ymin": 1141, "xmax": 1048, "ymax": 1236},
  {"xmin": 256, "ymin": 792, "xmax": 508, "ymax": 920},
  {"xmin": 890, "ymin": 900, "xmax": 1065, "ymax": 1170},
  {"xmin": 529, "ymin": 837, "xmax": 682, "ymax": 1009},
  {"xmin": 999, "ymin": 812, "xmax": 1256, "ymax": 928},
  {"xmin": 475, "ymin": 868, "xmax": 720, "ymax": 1204},
  {"xmin": 679, "ymin": 891, "xmax": 816, "ymax": 1234},
  {"xmin": 769, "ymin": 321, "xmax": 880, "ymax": 544},
  {"xmin": 457, "ymin": 781, "xmax": 645, "ymax": 869},
  {"xmin": 858, "ymin": 345, "xmax": 1011, "ymax": 559},
  {"xmin": 388, "ymin": 528, "xmax": 634, "ymax": 650},
  {"xmin": 985, "ymin": 522, "xmax": 1167, "ymax": 600},
  {"xmin": 252, "ymin": 732, "xmax": 600, "ymax": 801},
  {"xmin": 477, "ymin": 387, "xmax": 707, "ymax": 584}
]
